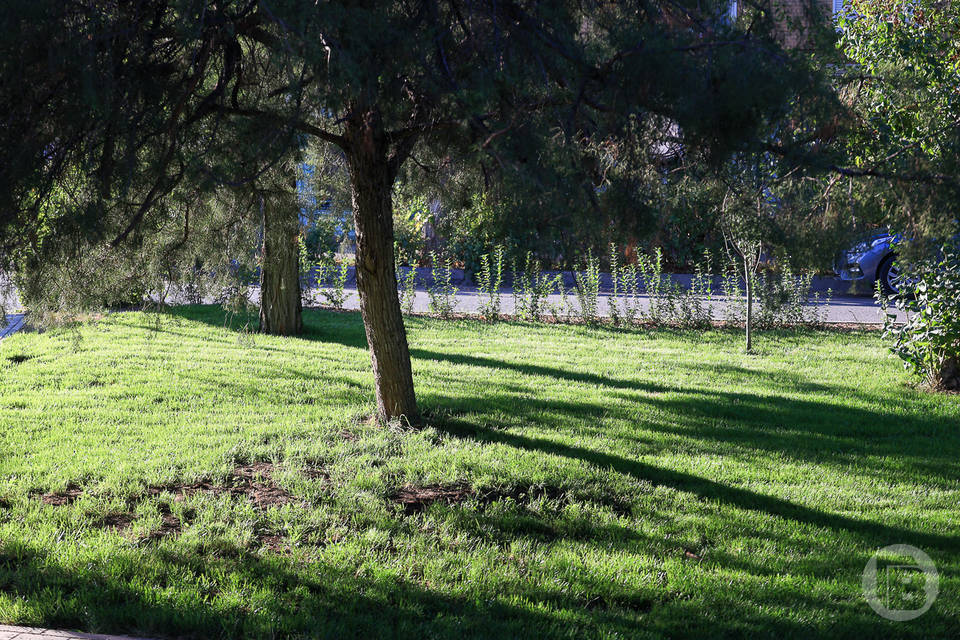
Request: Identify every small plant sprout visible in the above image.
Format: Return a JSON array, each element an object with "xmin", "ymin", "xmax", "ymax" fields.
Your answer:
[
  {"xmin": 395, "ymin": 248, "xmax": 419, "ymax": 315},
  {"xmin": 574, "ymin": 249, "xmax": 601, "ymax": 323},
  {"xmin": 427, "ymin": 251, "xmax": 458, "ymax": 318},
  {"xmin": 477, "ymin": 245, "xmax": 504, "ymax": 321}
]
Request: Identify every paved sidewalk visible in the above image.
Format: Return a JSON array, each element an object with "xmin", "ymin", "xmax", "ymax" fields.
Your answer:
[{"xmin": 0, "ymin": 626, "xmax": 153, "ymax": 640}]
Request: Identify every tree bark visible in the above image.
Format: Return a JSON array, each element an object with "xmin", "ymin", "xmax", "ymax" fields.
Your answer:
[
  {"xmin": 936, "ymin": 355, "xmax": 960, "ymax": 391},
  {"xmin": 345, "ymin": 110, "xmax": 418, "ymax": 422},
  {"xmin": 259, "ymin": 191, "xmax": 303, "ymax": 336}
]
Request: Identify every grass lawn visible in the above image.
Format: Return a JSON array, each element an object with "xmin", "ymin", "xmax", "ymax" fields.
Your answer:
[{"xmin": 0, "ymin": 307, "xmax": 957, "ymax": 639}]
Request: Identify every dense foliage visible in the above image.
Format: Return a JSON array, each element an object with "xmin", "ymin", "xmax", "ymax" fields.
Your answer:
[
  {"xmin": 836, "ymin": 0, "xmax": 960, "ymax": 244},
  {"xmin": 883, "ymin": 241, "xmax": 960, "ymax": 390}
]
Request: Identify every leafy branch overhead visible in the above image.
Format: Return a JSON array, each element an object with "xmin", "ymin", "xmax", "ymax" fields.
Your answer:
[{"xmin": 0, "ymin": 0, "xmax": 833, "ymax": 258}]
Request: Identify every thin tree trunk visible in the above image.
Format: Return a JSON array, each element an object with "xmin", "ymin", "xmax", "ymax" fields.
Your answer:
[
  {"xmin": 345, "ymin": 110, "xmax": 418, "ymax": 422},
  {"xmin": 259, "ymin": 192, "xmax": 303, "ymax": 336},
  {"xmin": 744, "ymin": 254, "xmax": 753, "ymax": 352}
]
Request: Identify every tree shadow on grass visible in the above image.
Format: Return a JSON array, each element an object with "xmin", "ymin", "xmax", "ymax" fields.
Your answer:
[
  {"xmin": 2, "ymin": 502, "xmax": 951, "ymax": 640},
  {"xmin": 166, "ymin": 306, "xmax": 958, "ymax": 490},
  {"xmin": 413, "ymin": 346, "xmax": 959, "ymax": 481},
  {"xmin": 426, "ymin": 407, "xmax": 960, "ymax": 556},
  {"xmin": 0, "ymin": 538, "xmax": 605, "ymax": 640},
  {"xmin": 153, "ymin": 308, "xmax": 960, "ymax": 547}
]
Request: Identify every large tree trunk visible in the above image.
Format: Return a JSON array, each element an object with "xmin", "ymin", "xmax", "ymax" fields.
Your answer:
[
  {"xmin": 345, "ymin": 110, "xmax": 418, "ymax": 422},
  {"xmin": 259, "ymin": 192, "xmax": 303, "ymax": 336},
  {"xmin": 935, "ymin": 355, "xmax": 960, "ymax": 391}
]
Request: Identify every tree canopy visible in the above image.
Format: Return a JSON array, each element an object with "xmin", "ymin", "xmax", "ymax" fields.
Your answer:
[{"xmin": 1, "ymin": 0, "xmax": 840, "ymax": 420}]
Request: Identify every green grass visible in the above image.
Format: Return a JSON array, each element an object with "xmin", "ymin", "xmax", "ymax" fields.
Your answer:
[{"xmin": 0, "ymin": 307, "xmax": 957, "ymax": 639}]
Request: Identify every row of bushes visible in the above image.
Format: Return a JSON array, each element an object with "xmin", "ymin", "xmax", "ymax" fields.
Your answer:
[{"xmin": 307, "ymin": 244, "xmax": 833, "ymax": 329}]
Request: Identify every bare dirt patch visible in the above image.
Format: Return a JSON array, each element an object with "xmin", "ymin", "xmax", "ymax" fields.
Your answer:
[
  {"xmin": 302, "ymin": 465, "xmax": 330, "ymax": 481},
  {"xmin": 390, "ymin": 483, "xmax": 574, "ymax": 516},
  {"xmin": 39, "ymin": 483, "xmax": 83, "ymax": 506},
  {"xmin": 258, "ymin": 534, "xmax": 287, "ymax": 553},
  {"xmin": 26, "ymin": 465, "xmax": 309, "ymax": 553},
  {"xmin": 95, "ymin": 512, "xmax": 135, "ymax": 530},
  {"xmin": 392, "ymin": 483, "xmax": 475, "ymax": 515},
  {"xmin": 34, "ymin": 464, "xmax": 300, "ymax": 510},
  {"xmin": 139, "ymin": 503, "xmax": 184, "ymax": 541},
  {"xmin": 146, "ymin": 462, "xmax": 302, "ymax": 509}
]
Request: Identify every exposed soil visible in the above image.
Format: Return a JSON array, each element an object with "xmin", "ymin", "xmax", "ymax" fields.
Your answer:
[
  {"xmin": 39, "ymin": 483, "xmax": 83, "ymax": 506},
  {"xmin": 257, "ymin": 534, "xmax": 287, "ymax": 553},
  {"xmin": 391, "ymin": 483, "xmax": 576, "ymax": 516},
  {"xmin": 140, "ymin": 502, "xmax": 184, "ymax": 541},
  {"xmin": 146, "ymin": 462, "xmax": 301, "ymax": 509},
  {"xmin": 6, "ymin": 354, "xmax": 33, "ymax": 364},
  {"xmin": 95, "ymin": 512, "xmax": 135, "ymax": 530},
  {"xmin": 392, "ymin": 483, "xmax": 475, "ymax": 515},
  {"xmin": 33, "ymin": 464, "xmax": 306, "ymax": 548},
  {"xmin": 35, "ymin": 465, "xmax": 300, "ymax": 510},
  {"xmin": 302, "ymin": 465, "xmax": 330, "ymax": 481},
  {"xmin": 486, "ymin": 484, "xmax": 567, "ymax": 504},
  {"xmin": 390, "ymin": 482, "xmax": 636, "ymax": 519}
]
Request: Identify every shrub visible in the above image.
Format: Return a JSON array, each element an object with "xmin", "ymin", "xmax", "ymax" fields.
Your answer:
[
  {"xmin": 427, "ymin": 251, "xmax": 458, "ymax": 317},
  {"xmin": 313, "ymin": 260, "xmax": 350, "ymax": 310},
  {"xmin": 396, "ymin": 250, "xmax": 419, "ymax": 315},
  {"xmin": 393, "ymin": 194, "xmax": 432, "ymax": 267},
  {"xmin": 882, "ymin": 243, "xmax": 960, "ymax": 391},
  {"xmin": 513, "ymin": 251, "xmax": 560, "ymax": 322},
  {"xmin": 608, "ymin": 244, "xmax": 624, "ymax": 326},
  {"xmin": 620, "ymin": 261, "xmax": 642, "ymax": 325},
  {"xmin": 637, "ymin": 248, "xmax": 667, "ymax": 323},
  {"xmin": 301, "ymin": 215, "xmax": 343, "ymax": 265},
  {"xmin": 635, "ymin": 248, "xmax": 713, "ymax": 328},
  {"xmin": 673, "ymin": 249, "xmax": 714, "ymax": 329},
  {"xmin": 477, "ymin": 245, "xmax": 504, "ymax": 321},
  {"xmin": 721, "ymin": 259, "xmax": 746, "ymax": 326},
  {"xmin": 721, "ymin": 256, "xmax": 830, "ymax": 329},
  {"xmin": 573, "ymin": 250, "xmax": 601, "ymax": 323}
]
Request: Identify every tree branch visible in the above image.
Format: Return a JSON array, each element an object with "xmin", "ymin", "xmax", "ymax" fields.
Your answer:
[{"xmin": 218, "ymin": 106, "xmax": 348, "ymax": 148}]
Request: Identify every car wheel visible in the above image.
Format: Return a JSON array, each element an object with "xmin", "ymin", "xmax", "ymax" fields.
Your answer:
[{"xmin": 877, "ymin": 253, "xmax": 900, "ymax": 296}]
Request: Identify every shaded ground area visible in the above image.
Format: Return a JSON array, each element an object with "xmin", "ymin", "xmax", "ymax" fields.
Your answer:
[{"xmin": 0, "ymin": 307, "xmax": 956, "ymax": 639}]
